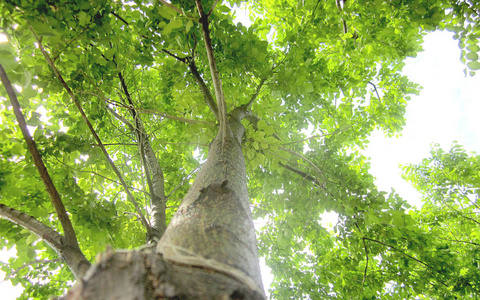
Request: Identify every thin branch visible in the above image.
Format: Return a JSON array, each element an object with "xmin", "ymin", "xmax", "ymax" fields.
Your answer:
[
  {"xmin": 362, "ymin": 237, "xmax": 429, "ymax": 268},
  {"xmin": 118, "ymin": 71, "xmax": 167, "ymax": 240},
  {"xmin": 361, "ymin": 237, "xmax": 369, "ymax": 285},
  {"xmin": 31, "ymin": 30, "xmax": 151, "ymax": 235},
  {"xmin": 336, "ymin": 0, "xmax": 348, "ymax": 34},
  {"xmin": 159, "ymin": 0, "xmax": 184, "ymax": 16},
  {"xmin": 0, "ymin": 64, "xmax": 79, "ymax": 249},
  {"xmin": 51, "ymin": 157, "xmax": 150, "ymax": 195},
  {"xmin": 1, "ymin": 259, "xmax": 62, "ymax": 282},
  {"xmin": 437, "ymin": 237, "xmax": 480, "ymax": 247},
  {"xmin": 110, "ymin": 11, "xmax": 129, "ymax": 26},
  {"xmin": 140, "ymin": 108, "xmax": 214, "ymax": 125},
  {"xmin": 106, "ymin": 106, "xmax": 135, "ymax": 131},
  {"xmin": 80, "ymin": 90, "xmax": 212, "ymax": 125},
  {"xmin": 105, "ymin": 98, "xmax": 214, "ymax": 125},
  {"xmin": 282, "ymin": 124, "xmax": 353, "ymax": 145},
  {"xmin": 94, "ymin": 143, "xmax": 137, "ymax": 146},
  {"xmin": 245, "ymin": 77, "xmax": 267, "ymax": 109},
  {"xmin": 278, "ymin": 162, "xmax": 324, "ymax": 189},
  {"xmin": 162, "ymin": 49, "xmax": 188, "ymax": 63},
  {"xmin": 196, "ymin": 0, "xmax": 228, "ymax": 138},
  {"xmin": 459, "ymin": 190, "xmax": 480, "ymax": 210},
  {"xmin": 187, "ymin": 59, "xmax": 219, "ymax": 119},
  {"xmin": 166, "ymin": 165, "xmax": 202, "ymax": 199},
  {"xmin": 161, "ymin": 49, "xmax": 219, "ymax": 119},
  {"xmin": 279, "ymin": 146, "xmax": 324, "ymax": 179},
  {"xmin": 207, "ymin": 0, "xmax": 220, "ymax": 16},
  {"xmin": 368, "ymin": 81, "xmax": 382, "ymax": 102}
]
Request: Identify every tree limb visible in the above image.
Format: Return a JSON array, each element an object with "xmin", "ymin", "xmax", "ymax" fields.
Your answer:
[
  {"xmin": 161, "ymin": 49, "xmax": 219, "ymax": 119},
  {"xmin": 0, "ymin": 203, "xmax": 90, "ymax": 278},
  {"xmin": 0, "ymin": 64, "xmax": 80, "ymax": 250},
  {"xmin": 278, "ymin": 162, "xmax": 324, "ymax": 189},
  {"xmin": 195, "ymin": 0, "xmax": 228, "ymax": 138},
  {"xmin": 118, "ymin": 71, "xmax": 167, "ymax": 240},
  {"xmin": 31, "ymin": 30, "xmax": 151, "ymax": 236},
  {"xmin": 188, "ymin": 59, "xmax": 219, "ymax": 118},
  {"xmin": 106, "ymin": 106, "xmax": 135, "ymax": 131}
]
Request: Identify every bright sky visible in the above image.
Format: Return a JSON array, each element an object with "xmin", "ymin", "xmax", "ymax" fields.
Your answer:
[
  {"xmin": 364, "ymin": 31, "xmax": 480, "ymax": 208},
  {"xmin": 1, "ymin": 28, "xmax": 479, "ymax": 300}
]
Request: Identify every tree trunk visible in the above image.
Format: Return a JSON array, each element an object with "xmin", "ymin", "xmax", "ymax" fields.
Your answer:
[{"xmin": 61, "ymin": 117, "xmax": 266, "ymax": 299}]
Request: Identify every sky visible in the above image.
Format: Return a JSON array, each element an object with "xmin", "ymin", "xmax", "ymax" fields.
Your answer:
[
  {"xmin": 364, "ymin": 31, "xmax": 480, "ymax": 208},
  {"xmin": 1, "ymin": 23, "xmax": 480, "ymax": 300}
]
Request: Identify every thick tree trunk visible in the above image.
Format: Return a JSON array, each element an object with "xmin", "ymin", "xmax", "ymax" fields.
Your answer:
[{"xmin": 61, "ymin": 117, "xmax": 265, "ymax": 299}]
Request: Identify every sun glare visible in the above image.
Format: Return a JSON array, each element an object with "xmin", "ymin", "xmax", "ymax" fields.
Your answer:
[{"xmin": 0, "ymin": 34, "xmax": 8, "ymax": 43}]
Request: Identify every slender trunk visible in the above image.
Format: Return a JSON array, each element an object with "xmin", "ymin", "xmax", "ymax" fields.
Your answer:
[{"xmin": 61, "ymin": 117, "xmax": 265, "ymax": 299}]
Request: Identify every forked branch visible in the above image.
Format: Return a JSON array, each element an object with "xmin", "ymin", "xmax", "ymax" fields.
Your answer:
[{"xmin": 0, "ymin": 203, "xmax": 90, "ymax": 278}]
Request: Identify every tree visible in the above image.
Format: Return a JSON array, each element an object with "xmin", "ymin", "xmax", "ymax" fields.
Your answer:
[
  {"xmin": 0, "ymin": 0, "xmax": 479, "ymax": 299},
  {"xmin": 402, "ymin": 144, "xmax": 480, "ymax": 298}
]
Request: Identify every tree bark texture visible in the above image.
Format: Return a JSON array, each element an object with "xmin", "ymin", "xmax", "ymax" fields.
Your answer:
[
  {"xmin": 62, "ymin": 117, "xmax": 265, "ymax": 299},
  {"xmin": 61, "ymin": 247, "xmax": 264, "ymax": 300}
]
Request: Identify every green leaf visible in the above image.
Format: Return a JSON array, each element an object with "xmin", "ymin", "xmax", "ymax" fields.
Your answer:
[
  {"xmin": 466, "ymin": 51, "xmax": 479, "ymax": 61},
  {"xmin": 186, "ymin": 20, "xmax": 193, "ymax": 33},
  {"xmin": 163, "ymin": 18, "xmax": 183, "ymax": 35},
  {"xmin": 158, "ymin": 5, "xmax": 176, "ymax": 20},
  {"xmin": 467, "ymin": 61, "xmax": 480, "ymax": 70}
]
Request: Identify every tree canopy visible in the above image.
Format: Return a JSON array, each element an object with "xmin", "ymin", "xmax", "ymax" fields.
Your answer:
[{"xmin": 0, "ymin": 0, "xmax": 479, "ymax": 299}]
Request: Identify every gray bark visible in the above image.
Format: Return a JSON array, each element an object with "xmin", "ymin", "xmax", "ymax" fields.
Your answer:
[{"xmin": 61, "ymin": 117, "xmax": 265, "ymax": 299}]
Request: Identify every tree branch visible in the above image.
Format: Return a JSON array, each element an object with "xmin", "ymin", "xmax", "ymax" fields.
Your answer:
[
  {"xmin": 278, "ymin": 162, "xmax": 324, "ymax": 189},
  {"xmin": 118, "ymin": 71, "xmax": 167, "ymax": 240},
  {"xmin": 188, "ymin": 60, "xmax": 219, "ymax": 118},
  {"xmin": 361, "ymin": 237, "xmax": 369, "ymax": 285},
  {"xmin": 362, "ymin": 237, "xmax": 429, "ymax": 268},
  {"xmin": 159, "ymin": 0, "xmax": 184, "ymax": 16},
  {"xmin": 1, "ymin": 259, "xmax": 62, "ymax": 282},
  {"xmin": 166, "ymin": 165, "xmax": 202, "ymax": 200},
  {"xmin": 0, "ymin": 64, "xmax": 80, "ymax": 250},
  {"xmin": 106, "ymin": 97, "xmax": 214, "ymax": 125},
  {"xmin": 0, "ymin": 204, "xmax": 90, "ymax": 278},
  {"xmin": 279, "ymin": 146, "xmax": 324, "ymax": 179},
  {"xmin": 245, "ymin": 77, "xmax": 267, "ymax": 110},
  {"xmin": 106, "ymin": 106, "xmax": 135, "ymax": 131},
  {"xmin": 206, "ymin": 0, "xmax": 220, "ymax": 16},
  {"xmin": 31, "ymin": 30, "xmax": 151, "ymax": 236},
  {"xmin": 195, "ymin": 0, "xmax": 228, "ymax": 138},
  {"xmin": 110, "ymin": 11, "xmax": 129, "ymax": 26},
  {"xmin": 161, "ymin": 49, "xmax": 219, "ymax": 119},
  {"xmin": 368, "ymin": 81, "xmax": 382, "ymax": 102}
]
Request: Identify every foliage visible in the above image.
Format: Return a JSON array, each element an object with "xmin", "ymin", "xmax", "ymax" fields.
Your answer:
[
  {"xmin": 402, "ymin": 144, "xmax": 480, "ymax": 298},
  {"xmin": 0, "ymin": 0, "xmax": 478, "ymax": 299}
]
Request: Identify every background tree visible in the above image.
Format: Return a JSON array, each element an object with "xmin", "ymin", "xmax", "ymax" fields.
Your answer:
[
  {"xmin": 0, "ymin": 0, "xmax": 479, "ymax": 299},
  {"xmin": 402, "ymin": 143, "xmax": 480, "ymax": 298}
]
